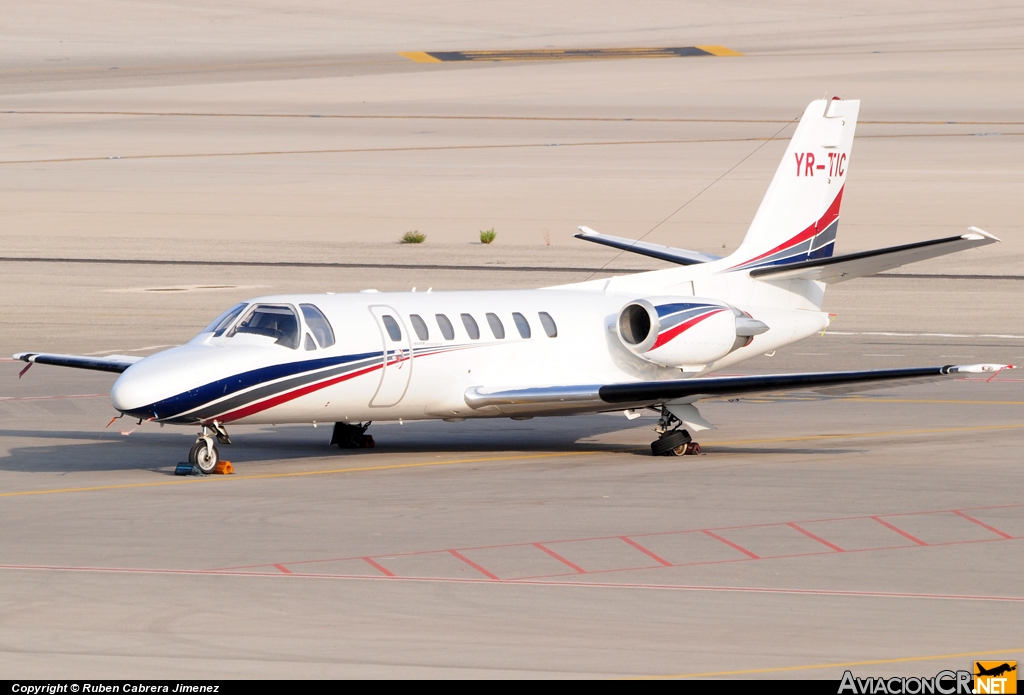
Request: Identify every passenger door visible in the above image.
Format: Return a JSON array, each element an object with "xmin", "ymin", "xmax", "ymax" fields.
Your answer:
[{"xmin": 368, "ymin": 306, "xmax": 412, "ymax": 407}]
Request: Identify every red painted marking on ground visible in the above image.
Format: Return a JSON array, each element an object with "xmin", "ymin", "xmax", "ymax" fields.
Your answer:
[
  {"xmin": 952, "ymin": 510, "xmax": 1014, "ymax": 540},
  {"xmin": 207, "ymin": 502, "xmax": 1024, "ymax": 572},
  {"xmin": 788, "ymin": 522, "xmax": 845, "ymax": 552},
  {"xmin": 5, "ymin": 562, "xmax": 1024, "ymax": 603},
  {"xmin": 361, "ymin": 556, "xmax": 395, "ymax": 577},
  {"xmin": 533, "ymin": 543, "xmax": 586, "ymax": 573},
  {"xmin": 512, "ymin": 536, "xmax": 1021, "ymax": 581},
  {"xmin": 620, "ymin": 536, "xmax": 673, "ymax": 567},
  {"xmin": 702, "ymin": 530, "xmax": 760, "ymax": 559},
  {"xmin": 272, "ymin": 564, "xmax": 292, "ymax": 574},
  {"xmin": 448, "ymin": 550, "xmax": 500, "ymax": 580},
  {"xmin": 870, "ymin": 516, "xmax": 928, "ymax": 546},
  {"xmin": 204, "ymin": 502, "xmax": 1024, "ymax": 574}
]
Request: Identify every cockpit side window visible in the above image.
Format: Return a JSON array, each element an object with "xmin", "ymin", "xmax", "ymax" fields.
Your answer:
[
  {"xmin": 202, "ymin": 303, "xmax": 247, "ymax": 337},
  {"xmin": 230, "ymin": 304, "xmax": 301, "ymax": 349},
  {"xmin": 300, "ymin": 304, "xmax": 336, "ymax": 348}
]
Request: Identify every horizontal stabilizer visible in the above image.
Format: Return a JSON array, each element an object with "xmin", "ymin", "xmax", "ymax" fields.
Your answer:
[
  {"xmin": 575, "ymin": 226, "xmax": 721, "ymax": 266},
  {"xmin": 748, "ymin": 228, "xmax": 999, "ymax": 283},
  {"xmin": 13, "ymin": 352, "xmax": 142, "ymax": 374},
  {"xmin": 465, "ymin": 364, "xmax": 1013, "ymax": 413}
]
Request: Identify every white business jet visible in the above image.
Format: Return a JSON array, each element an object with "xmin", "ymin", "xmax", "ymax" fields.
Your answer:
[{"xmin": 15, "ymin": 98, "xmax": 1012, "ymax": 472}]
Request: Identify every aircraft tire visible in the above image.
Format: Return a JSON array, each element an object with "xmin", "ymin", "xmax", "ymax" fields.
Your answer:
[
  {"xmin": 190, "ymin": 441, "xmax": 219, "ymax": 473},
  {"xmin": 651, "ymin": 429, "xmax": 691, "ymax": 456}
]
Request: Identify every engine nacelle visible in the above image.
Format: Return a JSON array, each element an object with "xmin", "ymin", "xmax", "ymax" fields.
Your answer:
[{"xmin": 616, "ymin": 297, "xmax": 768, "ymax": 369}]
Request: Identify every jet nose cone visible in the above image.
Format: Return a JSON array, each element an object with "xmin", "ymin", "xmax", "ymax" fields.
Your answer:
[
  {"xmin": 110, "ymin": 366, "xmax": 154, "ymax": 415},
  {"xmin": 109, "ymin": 347, "xmax": 200, "ymax": 418}
]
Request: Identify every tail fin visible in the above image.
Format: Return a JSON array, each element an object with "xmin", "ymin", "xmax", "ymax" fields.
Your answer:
[{"xmin": 728, "ymin": 98, "xmax": 860, "ymax": 272}]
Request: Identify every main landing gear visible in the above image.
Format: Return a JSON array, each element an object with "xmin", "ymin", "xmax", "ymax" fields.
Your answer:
[
  {"xmin": 651, "ymin": 407, "xmax": 702, "ymax": 457},
  {"xmin": 189, "ymin": 421, "xmax": 231, "ymax": 473},
  {"xmin": 331, "ymin": 422, "xmax": 375, "ymax": 449}
]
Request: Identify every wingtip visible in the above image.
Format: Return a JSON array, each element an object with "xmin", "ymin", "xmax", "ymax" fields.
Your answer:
[
  {"xmin": 949, "ymin": 363, "xmax": 1015, "ymax": 374},
  {"xmin": 577, "ymin": 226, "xmax": 598, "ymax": 236},
  {"xmin": 964, "ymin": 226, "xmax": 1001, "ymax": 242}
]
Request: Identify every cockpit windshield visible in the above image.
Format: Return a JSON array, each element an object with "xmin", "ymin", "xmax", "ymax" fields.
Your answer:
[
  {"xmin": 229, "ymin": 304, "xmax": 301, "ymax": 349},
  {"xmin": 201, "ymin": 303, "xmax": 248, "ymax": 337}
]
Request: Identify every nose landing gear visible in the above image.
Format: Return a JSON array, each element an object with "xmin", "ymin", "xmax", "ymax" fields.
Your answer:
[
  {"xmin": 189, "ymin": 421, "xmax": 231, "ymax": 473},
  {"xmin": 651, "ymin": 407, "xmax": 702, "ymax": 456}
]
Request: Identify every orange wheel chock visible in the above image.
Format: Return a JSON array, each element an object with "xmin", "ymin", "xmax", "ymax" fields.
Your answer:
[{"xmin": 213, "ymin": 461, "xmax": 234, "ymax": 475}]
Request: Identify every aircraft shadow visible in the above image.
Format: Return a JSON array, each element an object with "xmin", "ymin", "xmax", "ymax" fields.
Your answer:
[{"xmin": 0, "ymin": 416, "xmax": 655, "ymax": 474}]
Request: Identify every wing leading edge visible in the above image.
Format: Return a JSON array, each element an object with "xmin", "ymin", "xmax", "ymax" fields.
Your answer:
[
  {"xmin": 465, "ymin": 363, "xmax": 1013, "ymax": 413},
  {"xmin": 13, "ymin": 352, "xmax": 142, "ymax": 374},
  {"xmin": 574, "ymin": 226, "xmax": 721, "ymax": 266}
]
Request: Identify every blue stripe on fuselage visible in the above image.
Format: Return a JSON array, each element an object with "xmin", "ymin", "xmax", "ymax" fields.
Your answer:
[{"xmin": 128, "ymin": 350, "xmax": 382, "ymax": 421}]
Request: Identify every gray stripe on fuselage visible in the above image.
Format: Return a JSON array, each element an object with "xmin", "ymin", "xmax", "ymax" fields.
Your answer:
[{"xmin": 174, "ymin": 355, "xmax": 384, "ymax": 423}]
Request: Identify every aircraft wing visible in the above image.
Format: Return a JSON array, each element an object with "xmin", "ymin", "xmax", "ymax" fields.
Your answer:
[
  {"xmin": 575, "ymin": 226, "xmax": 722, "ymax": 266},
  {"xmin": 748, "ymin": 228, "xmax": 999, "ymax": 284},
  {"xmin": 13, "ymin": 352, "xmax": 142, "ymax": 374},
  {"xmin": 464, "ymin": 363, "xmax": 1013, "ymax": 414}
]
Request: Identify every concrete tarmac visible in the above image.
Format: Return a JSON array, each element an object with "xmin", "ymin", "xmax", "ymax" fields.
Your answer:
[{"xmin": 2, "ymin": 0, "xmax": 1023, "ymax": 679}]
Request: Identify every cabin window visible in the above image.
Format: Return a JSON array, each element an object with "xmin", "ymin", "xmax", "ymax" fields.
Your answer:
[
  {"xmin": 231, "ymin": 304, "xmax": 301, "ymax": 349},
  {"xmin": 202, "ymin": 303, "xmax": 247, "ymax": 337},
  {"xmin": 304, "ymin": 333, "xmax": 317, "ymax": 351},
  {"xmin": 410, "ymin": 314, "xmax": 429, "ymax": 341},
  {"xmin": 461, "ymin": 313, "xmax": 480, "ymax": 340},
  {"xmin": 485, "ymin": 313, "xmax": 505, "ymax": 339},
  {"xmin": 381, "ymin": 315, "xmax": 402, "ymax": 342},
  {"xmin": 538, "ymin": 311, "xmax": 558, "ymax": 337},
  {"xmin": 436, "ymin": 314, "xmax": 455, "ymax": 341},
  {"xmin": 512, "ymin": 312, "xmax": 531, "ymax": 338},
  {"xmin": 300, "ymin": 304, "xmax": 336, "ymax": 348}
]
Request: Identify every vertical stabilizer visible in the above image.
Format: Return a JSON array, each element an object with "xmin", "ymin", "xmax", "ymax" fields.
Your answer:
[{"xmin": 728, "ymin": 98, "xmax": 860, "ymax": 272}]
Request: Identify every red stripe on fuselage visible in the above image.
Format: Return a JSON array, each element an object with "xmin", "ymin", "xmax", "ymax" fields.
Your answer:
[
  {"xmin": 649, "ymin": 310, "xmax": 724, "ymax": 350},
  {"xmin": 199, "ymin": 345, "xmax": 471, "ymax": 425},
  {"xmin": 729, "ymin": 185, "xmax": 844, "ymax": 270},
  {"xmin": 215, "ymin": 362, "xmax": 386, "ymax": 423}
]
